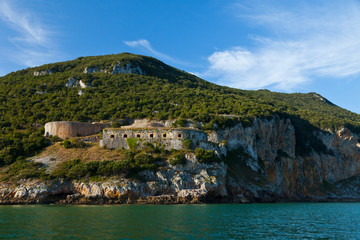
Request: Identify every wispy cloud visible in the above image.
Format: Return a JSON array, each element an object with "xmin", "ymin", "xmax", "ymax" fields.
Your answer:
[
  {"xmin": 0, "ymin": 0, "xmax": 60, "ymax": 68},
  {"xmin": 204, "ymin": 1, "xmax": 360, "ymax": 91},
  {"xmin": 124, "ymin": 39, "xmax": 187, "ymax": 65}
]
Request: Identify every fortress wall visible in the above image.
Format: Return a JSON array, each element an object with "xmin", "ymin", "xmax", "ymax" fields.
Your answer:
[
  {"xmin": 44, "ymin": 121, "xmax": 106, "ymax": 139},
  {"xmin": 101, "ymin": 129, "xmax": 207, "ymax": 150},
  {"xmin": 121, "ymin": 119, "xmax": 175, "ymax": 129}
]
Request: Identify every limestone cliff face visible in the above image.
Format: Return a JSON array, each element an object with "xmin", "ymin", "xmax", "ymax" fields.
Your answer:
[{"xmin": 210, "ymin": 116, "xmax": 360, "ymax": 201}]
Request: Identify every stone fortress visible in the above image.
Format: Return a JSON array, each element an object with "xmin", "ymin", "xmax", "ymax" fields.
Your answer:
[
  {"xmin": 100, "ymin": 119, "xmax": 208, "ymax": 150},
  {"xmin": 44, "ymin": 119, "xmax": 225, "ymax": 154},
  {"xmin": 100, "ymin": 128, "xmax": 207, "ymax": 150}
]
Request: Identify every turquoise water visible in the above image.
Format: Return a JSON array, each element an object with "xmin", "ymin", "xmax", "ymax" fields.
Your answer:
[{"xmin": 0, "ymin": 203, "xmax": 359, "ymax": 239}]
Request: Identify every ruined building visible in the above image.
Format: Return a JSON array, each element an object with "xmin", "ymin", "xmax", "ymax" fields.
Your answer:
[
  {"xmin": 100, "ymin": 128, "xmax": 208, "ymax": 150},
  {"xmin": 44, "ymin": 119, "xmax": 226, "ymax": 155},
  {"xmin": 44, "ymin": 121, "xmax": 107, "ymax": 139}
]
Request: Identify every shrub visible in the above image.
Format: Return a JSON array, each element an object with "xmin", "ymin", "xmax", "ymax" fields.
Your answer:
[
  {"xmin": 195, "ymin": 148, "xmax": 217, "ymax": 163},
  {"xmin": 48, "ymin": 135, "xmax": 62, "ymax": 142},
  {"xmin": 51, "ymin": 158, "xmax": 81, "ymax": 178},
  {"xmin": 61, "ymin": 139, "xmax": 87, "ymax": 149},
  {"xmin": 126, "ymin": 137, "xmax": 138, "ymax": 151},
  {"xmin": 123, "ymin": 150, "xmax": 136, "ymax": 162},
  {"xmin": 111, "ymin": 122, "xmax": 122, "ymax": 128},
  {"xmin": 112, "ymin": 160, "xmax": 131, "ymax": 174},
  {"xmin": 169, "ymin": 153, "xmax": 186, "ymax": 166},
  {"xmin": 51, "ymin": 157, "xmax": 138, "ymax": 180},
  {"xmin": 134, "ymin": 153, "xmax": 155, "ymax": 166},
  {"xmin": 67, "ymin": 163, "xmax": 87, "ymax": 179},
  {"xmin": 62, "ymin": 140, "xmax": 71, "ymax": 149},
  {"xmin": 173, "ymin": 118, "xmax": 187, "ymax": 127},
  {"xmin": 134, "ymin": 153, "xmax": 156, "ymax": 170},
  {"xmin": 71, "ymin": 139, "xmax": 87, "ymax": 148},
  {"xmin": 182, "ymin": 139, "xmax": 192, "ymax": 149},
  {"xmin": 4, "ymin": 158, "xmax": 46, "ymax": 180},
  {"xmin": 97, "ymin": 161, "xmax": 115, "ymax": 176},
  {"xmin": 85, "ymin": 161, "xmax": 100, "ymax": 175}
]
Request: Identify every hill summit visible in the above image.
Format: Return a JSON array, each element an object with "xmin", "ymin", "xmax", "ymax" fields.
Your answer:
[
  {"xmin": 26, "ymin": 52, "xmax": 194, "ymax": 83},
  {"xmin": 1, "ymin": 52, "xmax": 359, "ymax": 132}
]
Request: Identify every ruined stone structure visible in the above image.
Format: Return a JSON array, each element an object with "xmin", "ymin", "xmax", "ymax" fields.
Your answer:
[
  {"xmin": 100, "ymin": 128, "xmax": 208, "ymax": 150},
  {"xmin": 44, "ymin": 121, "xmax": 107, "ymax": 139}
]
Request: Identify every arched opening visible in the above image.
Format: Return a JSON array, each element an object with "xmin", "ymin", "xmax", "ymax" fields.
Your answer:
[
  {"xmin": 136, "ymin": 134, "xmax": 141, "ymax": 138},
  {"xmin": 123, "ymin": 134, "xmax": 128, "ymax": 138},
  {"xmin": 162, "ymin": 133, "xmax": 167, "ymax": 138},
  {"xmin": 149, "ymin": 133, "xmax": 154, "ymax": 138},
  {"xmin": 178, "ymin": 133, "xmax": 182, "ymax": 138},
  {"xmin": 110, "ymin": 134, "xmax": 115, "ymax": 138}
]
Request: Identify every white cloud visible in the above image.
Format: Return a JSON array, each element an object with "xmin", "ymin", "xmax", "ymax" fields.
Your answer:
[
  {"xmin": 205, "ymin": 1, "xmax": 360, "ymax": 91},
  {"xmin": 124, "ymin": 39, "xmax": 174, "ymax": 61},
  {"xmin": 0, "ymin": 0, "xmax": 60, "ymax": 67},
  {"xmin": 124, "ymin": 39, "xmax": 186, "ymax": 65}
]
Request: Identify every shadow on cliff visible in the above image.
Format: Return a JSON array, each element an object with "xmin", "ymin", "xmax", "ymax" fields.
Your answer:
[{"xmin": 281, "ymin": 114, "xmax": 334, "ymax": 157}]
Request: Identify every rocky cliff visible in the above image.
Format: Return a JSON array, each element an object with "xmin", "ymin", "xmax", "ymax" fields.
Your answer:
[
  {"xmin": 2, "ymin": 116, "xmax": 360, "ymax": 204},
  {"xmin": 0, "ymin": 154, "xmax": 228, "ymax": 204}
]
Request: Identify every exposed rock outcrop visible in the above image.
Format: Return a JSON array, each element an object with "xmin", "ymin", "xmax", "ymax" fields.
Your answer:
[
  {"xmin": 65, "ymin": 78, "xmax": 77, "ymax": 87},
  {"xmin": 112, "ymin": 62, "xmax": 145, "ymax": 75},
  {"xmin": 33, "ymin": 70, "xmax": 52, "ymax": 76},
  {"xmin": 65, "ymin": 78, "xmax": 88, "ymax": 88},
  {"xmin": 83, "ymin": 67, "xmax": 98, "ymax": 73}
]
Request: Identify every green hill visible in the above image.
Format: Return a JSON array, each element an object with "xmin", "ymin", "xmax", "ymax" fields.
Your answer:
[{"xmin": 1, "ymin": 52, "xmax": 360, "ymax": 166}]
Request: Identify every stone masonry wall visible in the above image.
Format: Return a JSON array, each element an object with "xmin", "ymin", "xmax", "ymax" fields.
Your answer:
[
  {"xmin": 44, "ymin": 121, "xmax": 106, "ymax": 139},
  {"xmin": 100, "ymin": 129, "xmax": 208, "ymax": 150}
]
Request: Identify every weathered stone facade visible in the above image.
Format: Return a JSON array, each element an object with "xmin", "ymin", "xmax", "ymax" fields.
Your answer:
[
  {"xmin": 44, "ymin": 121, "xmax": 107, "ymax": 139},
  {"xmin": 100, "ymin": 128, "xmax": 207, "ymax": 150}
]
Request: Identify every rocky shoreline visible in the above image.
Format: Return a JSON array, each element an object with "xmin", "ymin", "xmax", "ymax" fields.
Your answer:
[{"xmin": 1, "ymin": 174, "xmax": 359, "ymax": 205}]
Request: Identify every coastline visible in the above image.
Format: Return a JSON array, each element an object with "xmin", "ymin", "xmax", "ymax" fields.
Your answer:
[{"xmin": 1, "ymin": 179, "xmax": 358, "ymax": 205}]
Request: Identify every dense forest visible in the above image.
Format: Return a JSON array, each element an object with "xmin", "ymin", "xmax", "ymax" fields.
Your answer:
[{"xmin": 1, "ymin": 52, "xmax": 360, "ymax": 166}]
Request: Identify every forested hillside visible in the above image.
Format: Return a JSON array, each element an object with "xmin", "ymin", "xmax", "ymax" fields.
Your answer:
[{"xmin": 1, "ymin": 53, "xmax": 360, "ymax": 166}]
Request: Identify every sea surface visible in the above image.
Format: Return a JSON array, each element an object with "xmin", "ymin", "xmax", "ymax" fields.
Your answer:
[{"xmin": 0, "ymin": 203, "xmax": 359, "ymax": 239}]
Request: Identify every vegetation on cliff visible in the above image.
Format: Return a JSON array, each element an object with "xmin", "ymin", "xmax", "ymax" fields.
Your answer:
[
  {"xmin": 0, "ymin": 141, "xmax": 200, "ymax": 182},
  {"xmin": 1, "ymin": 52, "xmax": 360, "ymax": 166}
]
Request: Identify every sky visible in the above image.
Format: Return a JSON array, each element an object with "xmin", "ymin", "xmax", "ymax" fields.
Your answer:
[{"xmin": 1, "ymin": 0, "xmax": 360, "ymax": 113}]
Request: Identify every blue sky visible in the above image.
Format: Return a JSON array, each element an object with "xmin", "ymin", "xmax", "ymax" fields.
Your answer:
[{"xmin": 1, "ymin": 0, "xmax": 360, "ymax": 113}]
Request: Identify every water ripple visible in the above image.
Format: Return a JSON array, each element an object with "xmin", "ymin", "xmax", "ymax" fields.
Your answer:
[{"xmin": 0, "ymin": 203, "xmax": 359, "ymax": 239}]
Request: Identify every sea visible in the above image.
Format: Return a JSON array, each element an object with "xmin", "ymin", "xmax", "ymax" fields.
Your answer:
[{"xmin": 0, "ymin": 203, "xmax": 359, "ymax": 239}]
